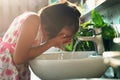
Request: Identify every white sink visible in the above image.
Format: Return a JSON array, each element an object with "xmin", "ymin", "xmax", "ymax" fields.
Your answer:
[{"xmin": 29, "ymin": 51, "xmax": 109, "ymax": 80}]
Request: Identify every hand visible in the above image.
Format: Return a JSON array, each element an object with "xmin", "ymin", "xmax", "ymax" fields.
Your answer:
[{"xmin": 48, "ymin": 33, "xmax": 72, "ymax": 50}]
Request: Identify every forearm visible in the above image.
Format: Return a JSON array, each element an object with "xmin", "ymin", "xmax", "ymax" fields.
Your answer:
[
  {"xmin": 13, "ymin": 32, "xmax": 70, "ymax": 65},
  {"xmin": 14, "ymin": 41, "xmax": 53, "ymax": 65},
  {"xmin": 28, "ymin": 41, "xmax": 53, "ymax": 60}
]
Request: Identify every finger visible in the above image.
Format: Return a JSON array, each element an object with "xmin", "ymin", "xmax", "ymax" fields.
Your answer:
[
  {"xmin": 65, "ymin": 41, "xmax": 71, "ymax": 44},
  {"xmin": 63, "ymin": 40, "xmax": 72, "ymax": 45},
  {"xmin": 60, "ymin": 47, "xmax": 65, "ymax": 51},
  {"xmin": 62, "ymin": 37, "xmax": 71, "ymax": 44}
]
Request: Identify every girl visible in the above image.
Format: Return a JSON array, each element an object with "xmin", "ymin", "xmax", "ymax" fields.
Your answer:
[{"xmin": 0, "ymin": 1, "xmax": 81, "ymax": 80}]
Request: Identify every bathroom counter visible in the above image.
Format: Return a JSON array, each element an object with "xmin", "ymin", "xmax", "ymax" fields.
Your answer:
[
  {"xmin": 109, "ymin": 56, "xmax": 120, "ymax": 68},
  {"xmin": 103, "ymin": 51, "xmax": 120, "ymax": 78},
  {"xmin": 103, "ymin": 51, "xmax": 120, "ymax": 68},
  {"xmin": 109, "ymin": 56, "xmax": 120, "ymax": 79}
]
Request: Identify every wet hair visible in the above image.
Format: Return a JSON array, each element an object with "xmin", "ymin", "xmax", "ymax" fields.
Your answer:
[{"xmin": 39, "ymin": 1, "xmax": 81, "ymax": 39}]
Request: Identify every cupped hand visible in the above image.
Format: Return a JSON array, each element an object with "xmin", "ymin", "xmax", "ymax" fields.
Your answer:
[{"xmin": 48, "ymin": 33, "xmax": 72, "ymax": 50}]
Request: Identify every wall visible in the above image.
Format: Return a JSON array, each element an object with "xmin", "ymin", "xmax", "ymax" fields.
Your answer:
[
  {"xmin": 98, "ymin": 4, "xmax": 120, "ymax": 24},
  {"xmin": 0, "ymin": 0, "xmax": 48, "ymax": 37},
  {"xmin": 100, "ymin": 3, "xmax": 120, "ymax": 51}
]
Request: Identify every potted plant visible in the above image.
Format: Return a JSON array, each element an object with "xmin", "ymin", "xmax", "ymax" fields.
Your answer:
[{"xmin": 64, "ymin": 10, "xmax": 116, "ymax": 52}]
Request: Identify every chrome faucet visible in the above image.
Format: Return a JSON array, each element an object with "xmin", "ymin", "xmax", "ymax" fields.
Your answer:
[{"xmin": 78, "ymin": 28, "xmax": 104, "ymax": 55}]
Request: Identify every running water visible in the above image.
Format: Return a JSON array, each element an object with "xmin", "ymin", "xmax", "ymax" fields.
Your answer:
[
  {"xmin": 72, "ymin": 40, "xmax": 79, "ymax": 54},
  {"xmin": 60, "ymin": 46, "xmax": 64, "ymax": 60},
  {"xmin": 60, "ymin": 40, "xmax": 79, "ymax": 60}
]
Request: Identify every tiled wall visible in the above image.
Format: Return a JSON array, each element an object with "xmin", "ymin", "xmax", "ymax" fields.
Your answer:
[{"xmin": 99, "ymin": 3, "xmax": 120, "ymax": 24}]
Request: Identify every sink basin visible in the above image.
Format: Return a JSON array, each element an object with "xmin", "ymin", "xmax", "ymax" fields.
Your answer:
[{"xmin": 29, "ymin": 51, "xmax": 109, "ymax": 80}]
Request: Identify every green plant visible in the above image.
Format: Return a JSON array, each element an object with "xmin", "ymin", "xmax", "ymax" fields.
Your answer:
[
  {"xmin": 91, "ymin": 10, "xmax": 117, "ymax": 51},
  {"xmin": 91, "ymin": 10, "xmax": 116, "ymax": 40},
  {"xmin": 64, "ymin": 10, "xmax": 116, "ymax": 51},
  {"xmin": 64, "ymin": 27, "xmax": 95, "ymax": 51}
]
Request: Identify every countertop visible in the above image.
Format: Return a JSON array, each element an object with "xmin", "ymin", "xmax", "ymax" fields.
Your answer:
[
  {"xmin": 103, "ymin": 51, "xmax": 120, "ymax": 68},
  {"xmin": 103, "ymin": 51, "xmax": 120, "ymax": 78}
]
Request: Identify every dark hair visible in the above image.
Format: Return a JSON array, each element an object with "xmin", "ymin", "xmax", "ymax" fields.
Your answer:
[{"xmin": 39, "ymin": 1, "xmax": 81, "ymax": 39}]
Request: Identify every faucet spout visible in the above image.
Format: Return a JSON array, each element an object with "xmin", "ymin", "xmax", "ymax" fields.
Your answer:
[{"xmin": 78, "ymin": 28, "xmax": 104, "ymax": 55}]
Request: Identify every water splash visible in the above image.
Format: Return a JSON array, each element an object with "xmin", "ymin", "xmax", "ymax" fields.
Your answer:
[
  {"xmin": 60, "ymin": 53, "xmax": 64, "ymax": 60},
  {"xmin": 72, "ymin": 40, "xmax": 79, "ymax": 54},
  {"xmin": 60, "ymin": 47, "xmax": 64, "ymax": 60}
]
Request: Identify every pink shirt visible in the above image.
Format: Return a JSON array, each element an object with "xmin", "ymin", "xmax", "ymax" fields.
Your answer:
[{"xmin": 0, "ymin": 12, "xmax": 43, "ymax": 80}]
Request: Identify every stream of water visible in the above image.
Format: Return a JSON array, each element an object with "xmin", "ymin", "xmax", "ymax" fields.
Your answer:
[
  {"xmin": 60, "ymin": 40, "xmax": 79, "ymax": 60},
  {"xmin": 72, "ymin": 40, "xmax": 79, "ymax": 54}
]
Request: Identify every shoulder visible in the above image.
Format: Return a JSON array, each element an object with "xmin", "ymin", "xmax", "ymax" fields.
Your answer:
[
  {"xmin": 22, "ymin": 12, "xmax": 40, "ymax": 27},
  {"xmin": 25, "ymin": 12, "xmax": 40, "ymax": 23},
  {"xmin": 19, "ymin": 12, "xmax": 40, "ymax": 32},
  {"xmin": 13, "ymin": 12, "xmax": 40, "ymax": 27}
]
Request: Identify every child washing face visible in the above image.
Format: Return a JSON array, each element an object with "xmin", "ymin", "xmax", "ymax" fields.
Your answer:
[{"xmin": 0, "ymin": 1, "xmax": 81, "ymax": 80}]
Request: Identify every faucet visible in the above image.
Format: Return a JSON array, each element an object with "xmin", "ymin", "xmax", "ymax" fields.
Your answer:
[{"xmin": 78, "ymin": 28, "xmax": 104, "ymax": 55}]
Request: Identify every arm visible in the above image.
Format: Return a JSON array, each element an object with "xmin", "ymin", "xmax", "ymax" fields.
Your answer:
[
  {"xmin": 13, "ymin": 14, "xmax": 70, "ymax": 65},
  {"xmin": 13, "ymin": 14, "xmax": 41, "ymax": 65}
]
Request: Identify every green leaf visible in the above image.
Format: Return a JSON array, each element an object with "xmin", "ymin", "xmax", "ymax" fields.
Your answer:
[
  {"xmin": 80, "ymin": 20, "xmax": 93, "ymax": 28},
  {"xmin": 64, "ymin": 41, "xmax": 73, "ymax": 51},
  {"xmin": 91, "ymin": 10, "xmax": 104, "ymax": 28},
  {"xmin": 102, "ymin": 26, "xmax": 116, "ymax": 40}
]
